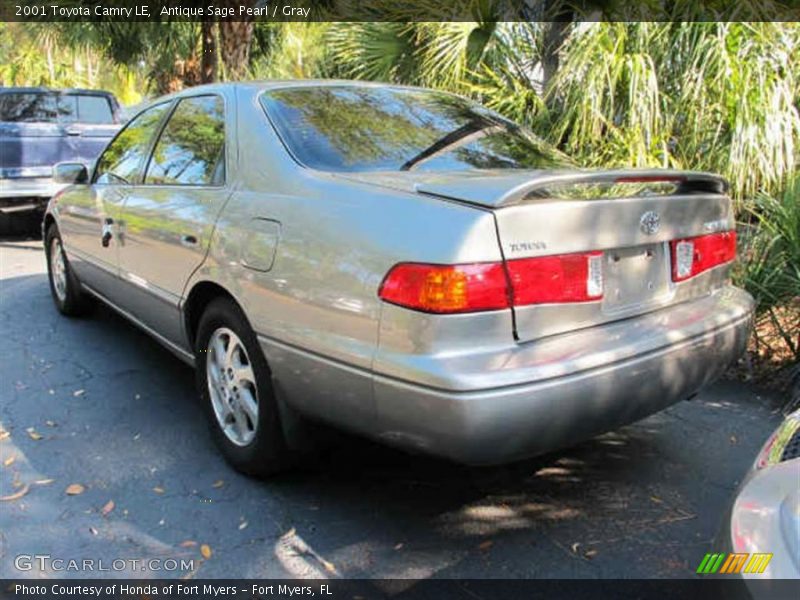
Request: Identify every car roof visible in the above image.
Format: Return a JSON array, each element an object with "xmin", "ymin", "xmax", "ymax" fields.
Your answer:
[
  {"xmin": 157, "ymin": 80, "xmax": 453, "ymax": 105},
  {"xmin": 238, "ymin": 79, "xmax": 426, "ymax": 91}
]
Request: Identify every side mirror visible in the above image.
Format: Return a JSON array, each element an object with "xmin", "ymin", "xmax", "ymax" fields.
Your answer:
[{"xmin": 54, "ymin": 162, "xmax": 89, "ymax": 185}]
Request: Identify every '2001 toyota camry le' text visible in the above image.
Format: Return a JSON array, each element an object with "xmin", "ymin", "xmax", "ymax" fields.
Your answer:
[{"xmin": 43, "ymin": 81, "xmax": 754, "ymax": 476}]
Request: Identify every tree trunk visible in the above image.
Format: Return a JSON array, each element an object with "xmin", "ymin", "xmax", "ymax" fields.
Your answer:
[
  {"xmin": 541, "ymin": 19, "xmax": 570, "ymax": 94},
  {"xmin": 46, "ymin": 40, "xmax": 55, "ymax": 83},
  {"xmin": 201, "ymin": 19, "xmax": 217, "ymax": 83},
  {"xmin": 219, "ymin": 0, "xmax": 254, "ymax": 80}
]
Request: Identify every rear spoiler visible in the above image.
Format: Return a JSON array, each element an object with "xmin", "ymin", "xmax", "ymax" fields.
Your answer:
[
  {"xmin": 494, "ymin": 169, "xmax": 728, "ymax": 206},
  {"xmin": 414, "ymin": 169, "xmax": 729, "ymax": 209}
]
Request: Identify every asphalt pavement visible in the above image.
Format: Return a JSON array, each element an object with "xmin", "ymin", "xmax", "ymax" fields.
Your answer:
[{"xmin": 0, "ymin": 237, "xmax": 783, "ymax": 580}]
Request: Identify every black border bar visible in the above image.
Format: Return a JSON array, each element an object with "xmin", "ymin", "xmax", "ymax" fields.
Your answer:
[
  {"xmin": 2, "ymin": 0, "xmax": 800, "ymax": 22},
  {"xmin": 2, "ymin": 579, "xmax": 800, "ymax": 600}
]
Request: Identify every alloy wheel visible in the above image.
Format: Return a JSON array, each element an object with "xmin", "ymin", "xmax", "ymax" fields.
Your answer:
[
  {"xmin": 50, "ymin": 237, "xmax": 67, "ymax": 303},
  {"xmin": 206, "ymin": 327, "xmax": 259, "ymax": 446}
]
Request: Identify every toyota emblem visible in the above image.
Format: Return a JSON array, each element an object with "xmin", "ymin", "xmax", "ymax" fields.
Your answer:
[{"xmin": 640, "ymin": 211, "xmax": 661, "ymax": 235}]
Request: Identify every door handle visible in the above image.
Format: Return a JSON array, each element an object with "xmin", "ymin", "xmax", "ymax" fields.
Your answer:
[
  {"xmin": 65, "ymin": 127, "xmax": 81, "ymax": 136},
  {"xmin": 101, "ymin": 218, "xmax": 113, "ymax": 248},
  {"xmin": 180, "ymin": 234, "xmax": 198, "ymax": 247}
]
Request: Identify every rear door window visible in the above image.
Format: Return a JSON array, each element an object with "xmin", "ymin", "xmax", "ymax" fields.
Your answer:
[
  {"xmin": 75, "ymin": 95, "xmax": 114, "ymax": 124},
  {"xmin": 56, "ymin": 95, "xmax": 78, "ymax": 122},
  {"xmin": 0, "ymin": 93, "xmax": 59, "ymax": 122},
  {"xmin": 93, "ymin": 102, "xmax": 171, "ymax": 185},
  {"xmin": 144, "ymin": 95, "xmax": 225, "ymax": 186},
  {"xmin": 0, "ymin": 92, "xmax": 114, "ymax": 124}
]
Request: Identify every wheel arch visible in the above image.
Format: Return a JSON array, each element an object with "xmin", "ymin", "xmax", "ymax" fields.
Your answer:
[
  {"xmin": 43, "ymin": 212, "xmax": 57, "ymax": 235},
  {"xmin": 183, "ymin": 281, "xmax": 242, "ymax": 351}
]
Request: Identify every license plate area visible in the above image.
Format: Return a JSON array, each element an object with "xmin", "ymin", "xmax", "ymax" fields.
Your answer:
[{"xmin": 602, "ymin": 243, "xmax": 670, "ymax": 312}]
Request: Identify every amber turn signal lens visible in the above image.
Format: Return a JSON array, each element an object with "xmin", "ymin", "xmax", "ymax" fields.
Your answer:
[{"xmin": 379, "ymin": 263, "xmax": 510, "ymax": 314}]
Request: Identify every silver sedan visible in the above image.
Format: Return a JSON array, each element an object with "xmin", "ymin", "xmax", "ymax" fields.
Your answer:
[{"xmin": 44, "ymin": 81, "xmax": 754, "ymax": 476}]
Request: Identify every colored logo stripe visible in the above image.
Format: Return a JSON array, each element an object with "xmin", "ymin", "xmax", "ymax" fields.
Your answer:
[
  {"xmin": 745, "ymin": 553, "xmax": 773, "ymax": 574},
  {"xmin": 697, "ymin": 553, "xmax": 725, "ymax": 574},
  {"xmin": 697, "ymin": 553, "xmax": 773, "ymax": 575},
  {"xmin": 720, "ymin": 553, "xmax": 748, "ymax": 574}
]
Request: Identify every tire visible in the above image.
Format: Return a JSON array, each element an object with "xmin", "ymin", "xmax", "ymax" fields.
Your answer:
[
  {"xmin": 45, "ymin": 224, "xmax": 92, "ymax": 316},
  {"xmin": 195, "ymin": 297, "xmax": 293, "ymax": 477}
]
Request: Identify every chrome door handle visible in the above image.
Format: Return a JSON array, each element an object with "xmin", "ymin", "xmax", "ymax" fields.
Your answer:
[{"xmin": 101, "ymin": 218, "xmax": 113, "ymax": 248}]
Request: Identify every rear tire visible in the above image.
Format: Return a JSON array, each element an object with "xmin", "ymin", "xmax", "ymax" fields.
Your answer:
[
  {"xmin": 45, "ymin": 224, "xmax": 92, "ymax": 316},
  {"xmin": 195, "ymin": 297, "xmax": 293, "ymax": 477}
]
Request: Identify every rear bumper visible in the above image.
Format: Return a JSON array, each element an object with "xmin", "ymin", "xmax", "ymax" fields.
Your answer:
[
  {"xmin": 0, "ymin": 177, "xmax": 64, "ymax": 212},
  {"xmin": 372, "ymin": 286, "xmax": 754, "ymax": 464}
]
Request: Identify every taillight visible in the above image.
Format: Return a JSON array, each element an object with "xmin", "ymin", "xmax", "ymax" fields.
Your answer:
[
  {"xmin": 378, "ymin": 263, "xmax": 510, "ymax": 314},
  {"xmin": 506, "ymin": 252, "xmax": 603, "ymax": 305},
  {"xmin": 379, "ymin": 252, "xmax": 603, "ymax": 314},
  {"xmin": 670, "ymin": 231, "xmax": 736, "ymax": 282}
]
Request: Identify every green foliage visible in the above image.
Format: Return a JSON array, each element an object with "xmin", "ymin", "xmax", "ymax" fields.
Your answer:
[
  {"xmin": 545, "ymin": 23, "xmax": 800, "ymax": 202},
  {"xmin": 0, "ymin": 23, "xmax": 145, "ymax": 104},
  {"xmin": 462, "ymin": 23, "xmax": 546, "ymax": 126},
  {"xmin": 250, "ymin": 22, "xmax": 335, "ymax": 80},
  {"xmin": 545, "ymin": 23, "xmax": 671, "ymax": 169},
  {"xmin": 735, "ymin": 179, "xmax": 800, "ymax": 360},
  {"xmin": 325, "ymin": 23, "xmax": 420, "ymax": 83}
]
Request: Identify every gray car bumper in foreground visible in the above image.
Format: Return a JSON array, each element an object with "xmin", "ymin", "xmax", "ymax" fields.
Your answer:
[
  {"xmin": 371, "ymin": 286, "xmax": 754, "ymax": 464},
  {"xmin": 716, "ymin": 410, "xmax": 800, "ymax": 596}
]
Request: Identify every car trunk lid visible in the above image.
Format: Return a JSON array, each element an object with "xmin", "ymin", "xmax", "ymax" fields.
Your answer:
[
  {"xmin": 344, "ymin": 168, "xmax": 735, "ymax": 342},
  {"xmin": 421, "ymin": 169, "xmax": 733, "ymax": 341}
]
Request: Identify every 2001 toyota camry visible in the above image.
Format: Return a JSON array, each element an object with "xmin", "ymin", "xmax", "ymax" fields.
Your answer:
[{"xmin": 43, "ymin": 81, "xmax": 754, "ymax": 476}]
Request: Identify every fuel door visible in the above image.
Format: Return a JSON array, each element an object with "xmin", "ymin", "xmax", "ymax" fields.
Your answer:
[{"xmin": 241, "ymin": 218, "xmax": 281, "ymax": 272}]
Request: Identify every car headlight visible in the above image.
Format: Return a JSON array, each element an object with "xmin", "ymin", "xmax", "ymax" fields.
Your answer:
[{"xmin": 755, "ymin": 411, "xmax": 800, "ymax": 469}]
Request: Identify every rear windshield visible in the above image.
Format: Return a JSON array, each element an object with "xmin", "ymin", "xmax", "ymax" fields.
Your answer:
[
  {"xmin": 261, "ymin": 86, "xmax": 570, "ymax": 173},
  {"xmin": 0, "ymin": 92, "xmax": 114, "ymax": 124}
]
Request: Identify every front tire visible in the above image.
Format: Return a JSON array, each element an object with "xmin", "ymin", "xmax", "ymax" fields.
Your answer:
[
  {"xmin": 195, "ymin": 297, "xmax": 292, "ymax": 477},
  {"xmin": 45, "ymin": 224, "xmax": 92, "ymax": 316}
]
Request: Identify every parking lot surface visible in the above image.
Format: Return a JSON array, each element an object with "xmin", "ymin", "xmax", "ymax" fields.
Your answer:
[{"xmin": 0, "ymin": 238, "xmax": 782, "ymax": 579}]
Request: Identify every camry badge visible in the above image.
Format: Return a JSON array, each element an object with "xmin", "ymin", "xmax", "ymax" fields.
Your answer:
[{"xmin": 640, "ymin": 211, "xmax": 661, "ymax": 235}]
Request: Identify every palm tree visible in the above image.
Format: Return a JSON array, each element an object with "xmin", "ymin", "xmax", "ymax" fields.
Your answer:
[
  {"xmin": 219, "ymin": 0, "xmax": 255, "ymax": 80},
  {"xmin": 546, "ymin": 22, "xmax": 800, "ymax": 201}
]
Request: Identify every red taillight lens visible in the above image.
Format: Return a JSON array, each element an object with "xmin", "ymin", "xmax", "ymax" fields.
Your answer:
[
  {"xmin": 378, "ymin": 262, "xmax": 510, "ymax": 314},
  {"xmin": 379, "ymin": 252, "xmax": 604, "ymax": 314},
  {"xmin": 670, "ymin": 231, "xmax": 736, "ymax": 282},
  {"xmin": 507, "ymin": 252, "xmax": 603, "ymax": 305}
]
